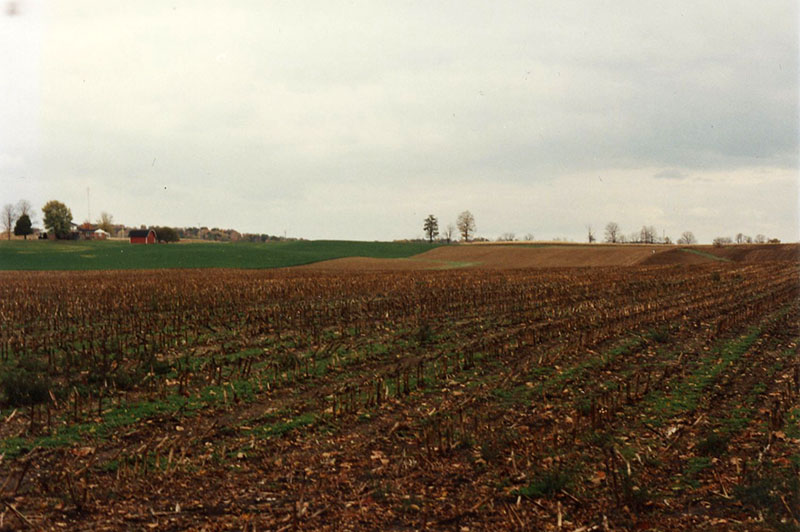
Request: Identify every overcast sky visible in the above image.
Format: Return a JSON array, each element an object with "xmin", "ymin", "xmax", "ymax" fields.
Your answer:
[{"xmin": 2, "ymin": 1, "xmax": 797, "ymax": 242}]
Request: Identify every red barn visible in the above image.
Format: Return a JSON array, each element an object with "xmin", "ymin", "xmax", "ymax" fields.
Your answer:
[{"xmin": 129, "ymin": 229, "xmax": 157, "ymax": 244}]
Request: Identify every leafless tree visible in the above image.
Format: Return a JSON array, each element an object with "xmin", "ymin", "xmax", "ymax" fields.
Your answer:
[
  {"xmin": 713, "ymin": 236, "xmax": 733, "ymax": 247},
  {"xmin": 677, "ymin": 231, "xmax": 697, "ymax": 245},
  {"xmin": 2, "ymin": 203, "xmax": 16, "ymax": 240},
  {"xmin": 456, "ymin": 210, "xmax": 476, "ymax": 242},
  {"xmin": 735, "ymin": 233, "xmax": 744, "ymax": 244},
  {"xmin": 523, "ymin": 233, "xmax": 534, "ymax": 241},
  {"xmin": 444, "ymin": 224, "xmax": 455, "ymax": 244},
  {"xmin": 97, "ymin": 211, "xmax": 114, "ymax": 233},
  {"xmin": 640, "ymin": 225, "xmax": 657, "ymax": 244},
  {"xmin": 586, "ymin": 225, "xmax": 595, "ymax": 243},
  {"xmin": 16, "ymin": 199, "xmax": 32, "ymax": 219},
  {"xmin": 754, "ymin": 234, "xmax": 766, "ymax": 244},
  {"xmin": 604, "ymin": 222, "xmax": 620, "ymax": 243}
]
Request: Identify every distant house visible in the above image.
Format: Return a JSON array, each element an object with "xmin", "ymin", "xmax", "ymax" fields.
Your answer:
[
  {"xmin": 129, "ymin": 229, "xmax": 157, "ymax": 244},
  {"xmin": 93, "ymin": 228, "xmax": 110, "ymax": 240},
  {"xmin": 77, "ymin": 222, "xmax": 97, "ymax": 240}
]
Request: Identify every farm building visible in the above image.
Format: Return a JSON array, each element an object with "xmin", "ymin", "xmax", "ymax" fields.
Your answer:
[
  {"xmin": 129, "ymin": 229, "xmax": 157, "ymax": 244},
  {"xmin": 93, "ymin": 228, "xmax": 110, "ymax": 240},
  {"xmin": 77, "ymin": 222, "xmax": 97, "ymax": 240}
]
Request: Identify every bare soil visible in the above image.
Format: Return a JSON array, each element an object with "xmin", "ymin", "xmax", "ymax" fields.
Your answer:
[{"xmin": 299, "ymin": 243, "xmax": 800, "ymax": 270}]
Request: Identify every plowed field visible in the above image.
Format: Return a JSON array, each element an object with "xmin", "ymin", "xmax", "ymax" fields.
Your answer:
[
  {"xmin": 299, "ymin": 243, "xmax": 799, "ymax": 270},
  {"xmin": 0, "ymin": 260, "xmax": 797, "ymax": 530}
]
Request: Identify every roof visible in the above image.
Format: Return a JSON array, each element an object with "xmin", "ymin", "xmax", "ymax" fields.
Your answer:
[{"xmin": 128, "ymin": 229, "xmax": 155, "ymax": 238}]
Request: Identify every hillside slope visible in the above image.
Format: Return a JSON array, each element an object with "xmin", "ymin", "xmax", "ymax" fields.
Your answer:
[{"xmin": 300, "ymin": 243, "xmax": 800, "ymax": 270}]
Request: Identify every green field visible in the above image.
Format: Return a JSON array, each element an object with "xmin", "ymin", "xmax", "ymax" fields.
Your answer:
[{"xmin": 0, "ymin": 239, "xmax": 439, "ymax": 270}]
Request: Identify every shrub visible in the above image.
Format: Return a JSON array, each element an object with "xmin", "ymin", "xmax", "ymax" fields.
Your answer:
[
  {"xmin": 1, "ymin": 360, "xmax": 52, "ymax": 407},
  {"xmin": 696, "ymin": 432, "xmax": 729, "ymax": 457},
  {"xmin": 514, "ymin": 466, "xmax": 576, "ymax": 498}
]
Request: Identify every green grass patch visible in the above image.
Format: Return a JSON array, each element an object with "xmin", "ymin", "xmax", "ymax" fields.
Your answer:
[
  {"xmin": 0, "ymin": 376, "xmax": 263, "ymax": 459},
  {"xmin": 643, "ymin": 328, "xmax": 760, "ymax": 425},
  {"xmin": 786, "ymin": 407, "xmax": 800, "ymax": 439},
  {"xmin": 681, "ymin": 456, "xmax": 712, "ymax": 488},
  {"xmin": 679, "ymin": 248, "xmax": 731, "ymax": 262},
  {"xmin": 513, "ymin": 466, "xmax": 577, "ymax": 498},
  {"xmin": 0, "ymin": 240, "xmax": 441, "ymax": 270},
  {"xmin": 695, "ymin": 432, "xmax": 730, "ymax": 456},
  {"xmin": 246, "ymin": 412, "xmax": 316, "ymax": 439}
]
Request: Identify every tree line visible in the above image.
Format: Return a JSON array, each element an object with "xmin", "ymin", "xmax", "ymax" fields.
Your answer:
[
  {"xmin": 1, "ymin": 199, "xmax": 182, "ymax": 242},
  {"xmin": 423, "ymin": 211, "xmax": 477, "ymax": 243},
  {"xmin": 420, "ymin": 215, "xmax": 783, "ymax": 246},
  {"xmin": 1, "ymin": 200, "xmax": 35, "ymax": 240},
  {"xmin": 2, "ymin": 198, "xmax": 301, "ymax": 244}
]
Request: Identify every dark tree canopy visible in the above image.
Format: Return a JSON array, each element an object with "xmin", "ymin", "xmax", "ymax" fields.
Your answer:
[
  {"xmin": 13, "ymin": 214, "xmax": 33, "ymax": 239},
  {"xmin": 42, "ymin": 200, "xmax": 73, "ymax": 239},
  {"xmin": 154, "ymin": 226, "xmax": 180, "ymax": 243},
  {"xmin": 423, "ymin": 215, "xmax": 439, "ymax": 243}
]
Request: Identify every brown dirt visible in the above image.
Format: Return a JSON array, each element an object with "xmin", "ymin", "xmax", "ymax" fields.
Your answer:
[
  {"xmin": 295, "ymin": 257, "xmax": 444, "ymax": 271},
  {"xmin": 637, "ymin": 247, "xmax": 713, "ymax": 265},
  {"xmin": 702, "ymin": 243, "xmax": 800, "ymax": 262},
  {"xmin": 300, "ymin": 243, "xmax": 800, "ymax": 271},
  {"xmin": 418, "ymin": 244, "xmax": 661, "ymax": 268}
]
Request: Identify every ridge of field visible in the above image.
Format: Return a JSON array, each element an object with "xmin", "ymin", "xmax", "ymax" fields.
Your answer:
[
  {"xmin": 299, "ymin": 242, "xmax": 800, "ymax": 270},
  {"xmin": 0, "ymin": 239, "xmax": 438, "ymax": 270}
]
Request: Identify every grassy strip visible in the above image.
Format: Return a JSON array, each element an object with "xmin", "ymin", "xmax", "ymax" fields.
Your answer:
[
  {"xmin": 642, "ymin": 328, "xmax": 760, "ymax": 427},
  {"xmin": 0, "ymin": 378, "xmax": 262, "ymax": 459},
  {"xmin": 679, "ymin": 248, "xmax": 731, "ymax": 262},
  {"xmin": 0, "ymin": 240, "xmax": 441, "ymax": 271}
]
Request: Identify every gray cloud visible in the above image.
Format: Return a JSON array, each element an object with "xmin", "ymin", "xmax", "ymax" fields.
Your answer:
[{"xmin": 653, "ymin": 169, "xmax": 688, "ymax": 180}]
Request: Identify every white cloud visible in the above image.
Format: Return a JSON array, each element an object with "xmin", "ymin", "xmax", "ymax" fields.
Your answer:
[{"xmin": 1, "ymin": 1, "xmax": 797, "ymax": 243}]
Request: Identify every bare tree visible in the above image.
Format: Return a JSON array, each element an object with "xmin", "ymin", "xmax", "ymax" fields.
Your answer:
[
  {"xmin": 677, "ymin": 231, "xmax": 697, "ymax": 245},
  {"xmin": 586, "ymin": 225, "xmax": 595, "ymax": 243},
  {"xmin": 523, "ymin": 233, "xmax": 534, "ymax": 241},
  {"xmin": 423, "ymin": 214, "xmax": 439, "ymax": 243},
  {"xmin": 754, "ymin": 234, "xmax": 766, "ymax": 244},
  {"xmin": 97, "ymin": 211, "xmax": 114, "ymax": 233},
  {"xmin": 497, "ymin": 232, "xmax": 516, "ymax": 242},
  {"xmin": 16, "ymin": 199, "xmax": 32, "ymax": 220},
  {"xmin": 444, "ymin": 224, "xmax": 455, "ymax": 244},
  {"xmin": 640, "ymin": 225, "xmax": 656, "ymax": 244},
  {"xmin": 456, "ymin": 210, "xmax": 476, "ymax": 242},
  {"xmin": 604, "ymin": 222, "xmax": 620, "ymax": 243},
  {"xmin": 735, "ymin": 233, "xmax": 744, "ymax": 244},
  {"xmin": 2, "ymin": 203, "xmax": 16, "ymax": 240},
  {"xmin": 713, "ymin": 236, "xmax": 733, "ymax": 247}
]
